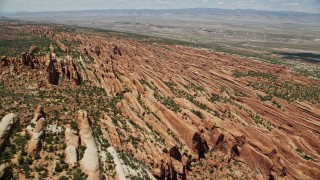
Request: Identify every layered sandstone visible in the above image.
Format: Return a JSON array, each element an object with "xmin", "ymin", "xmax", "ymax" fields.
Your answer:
[{"xmin": 0, "ymin": 21, "xmax": 319, "ymax": 179}]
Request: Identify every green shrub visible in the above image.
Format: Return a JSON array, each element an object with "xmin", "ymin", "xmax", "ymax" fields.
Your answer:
[
  {"xmin": 272, "ymin": 101, "xmax": 281, "ymax": 108},
  {"xmin": 258, "ymin": 94, "xmax": 273, "ymax": 102},
  {"xmin": 55, "ymin": 163, "xmax": 63, "ymax": 172},
  {"xmin": 209, "ymin": 93, "xmax": 221, "ymax": 103},
  {"xmin": 72, "ymin": 168, "xmax": 87, "ymax": 180},
  {"xmin": 191, "ymin": 110, "xmax": 204, "ymax": 120}
]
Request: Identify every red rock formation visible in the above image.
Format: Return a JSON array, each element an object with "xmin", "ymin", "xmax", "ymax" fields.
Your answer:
[
  {"xmin": 168, "ymin": 145, "xmax": 182, "ymax": 161},
  {"xmin": 94, "ymin": 45, "xmax": 101, "ymax": 57},
  {"xmin": 26, "ymin": 26, "xmax": 55, "ymax": 38},
  {"xmin": 113, "ymin": 45, "xmax": 122, "ymax": 56},
  {"xmin": 0, "ymin": 56, "xmax": 9, "ymax": 67},
  {"xmin": 0, "ymin": 164, "xmax": 12, "ymax": 179},
  {"xmin": 26, "ymin": 106, "xmax": 47, "ymax": 158},
  {"xmin": 1, "ymin": 22, "xmax": 319, "ymax": 179},
  {"xmin": 192, "ymin": 132, "xmax": 209, "ymax": 160},
  {"xmin": 76, "ymin": 110, "xmax": 100, "ymax": 180},
  {"xmin": 29, "ymin": 45, "xmax": 38, "ymax": 54},
  {"xmin": 46, "ymin": 53, "xmax": 59, "ymax": 85},
  {"xmin": 22, "ymin": 52, "xmax": 35, "ymax": 68},
  {"xmin": 156, "ymin": 160, "xmax": 178, "ymax": 180},
  {"xmin": 60, "ymin": 57, "xmax": 81, "ymax": 85}
]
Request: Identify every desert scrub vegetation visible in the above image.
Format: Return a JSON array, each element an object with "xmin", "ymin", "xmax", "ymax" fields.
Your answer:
[
  {"xmin": 0, "ymin": 35, "xmax": 53, "ymax": 57},
  {"xmin": 102, "ymin": 151, "xmax": 116, "ymax": 178},
  {"xmin": 163, "ymin": 80, "xmax": 212, "ymax": 115},
  {"xmin": 233, "ymin": 70, "xmax": 278, "ymax": 81},
  {"xmin": 0, "ymin": 129, "xmax": 29, "ymax": 164},
  {"xmin": 0, "ymin": 76, "xmax": 119, "ymax": 177},
  {"xmin": 258, "ymin": 94, "xmax": 273, "ymax": 102},
  {"xmin": 208, "ymin": 92, "xmax": 275, "ymax": 130},
  {"xmin": 167, "ymin": 129, "xmax": 185, "ymax": 150},
  {"xmin": 62, "ymin": 39, "xmax": 81, "ymax": 49},
  {"xmin": 248, "ymin": 81, "xmax": 320, "ymax": 103},
  {"xmin": 162, "ymin": 81, "xmax": 190, "ymax": 98},
  {"xmin": 294, "ymin": 68, "xmax": 320, "ymax": 80},
  {"xmin": 118, "ymin": 151, "xmax": 152, "ymax": 180},
  {"xmin": 209, "ymin": 93, "xmax": 221, "ymax": 103},
  {"xmin": 182, "ymin": 78, "xmax": 205, "ymax": 92},
  {"xmin": 146, "ymin": 122, "xmax": 166, "ymax": 146},
  {"xmin": 295, "ymin": 148, "xmax": 318, "ymax": 162},
  {"xmin": 234, "ymin": 89, "xmax": 248, "ymax": 98},
  {"xmin": 191, "ymin": 109, "xmax": 204, "ymax": 120},
  {"xmin": 272, "ymin": 101, "xmax": 281, "ymax": 108},
  {"xmin": 140, "ymin": 79, "xmax": 182, "ymax": 113},
  {"xmin": 157, "ymin": 96, "xmax": 182, "ymax": 113},
  {"xmin": 72, "ymin": 168, "xmax": 88, "ymax": 180}
]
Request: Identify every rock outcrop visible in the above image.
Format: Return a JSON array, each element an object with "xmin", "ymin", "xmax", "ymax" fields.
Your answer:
[
  {"xmin": 26, "ymin": 106, "xmax": 46, "ymax": 157},
  {"xmin": 21, "ymin": 52, "xmax": 35, "ymax": 68},
  {"xmin": 65, "ymin": 125, "xmax": 79, "ymax": 168},
  {"xmin": 20, "ymin": 45, "xmax": 39, "ymax": 68},
  {"xmin": 168, "ymin": 145, "xmax": 182, "ymax": 161},
  {"xmin": 0, "ymin": 163, "xmax": 12, "ymax": 179},
  {"xmin": 192, "ymin": 132, "xmax": 209, "ymax": 160},
  {"xmin": 113, "ymin": 45, "xmax": 122, "ymax": 56},
  {"xmin": 60, "ymin": 57, "xmax": 81, "ymax": 85},
  {"xmin": 29, "ymin": 45, "xmax": 38, "ymax": 54},
  {"xmin": 46, "ymin": 53, "xmax": 59, "ymax": 85},
  {"xmin": 94, "ymin": 46, "xmax": 101, "ymax": 57},
  {"xmin": 26, "ymin": 26, "xmax": 55, "ymax": 38},
  {"xmin": 32, "ymin": 105, "xmax": 46, "ymax": 123},
  {"xmin": 238, "ymin": 145, "xmax": 274, "ymax": 179},
  {"xmin": 76, "ymin": 110, "xmax": 100, "ymax": 180},
  {"xmin": 0, "ymin": 113, "xmax": 19, "ymax": 150},
  {"xmin": 0, "ymin": 56, "xmax": 9, "ymax": 67},
  {"xmin": 156, "ymin": 160, "xmax": 178, "ymax": 180}
]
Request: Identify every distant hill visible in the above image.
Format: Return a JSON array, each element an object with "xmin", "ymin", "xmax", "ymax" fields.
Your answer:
[{"xmin": 12, "ymin": 8, "xmax": 320, "ymax": 21}]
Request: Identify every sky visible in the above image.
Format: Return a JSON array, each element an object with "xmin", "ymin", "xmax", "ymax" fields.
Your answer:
[{"xmin": 0, "ymin": 0, "xmax": 319, "ymax": 13}]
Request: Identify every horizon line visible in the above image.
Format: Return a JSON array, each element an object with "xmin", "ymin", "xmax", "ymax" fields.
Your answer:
[{"xmin": 1, "ymin": 7, "xmax": 319, "ymax": 15}]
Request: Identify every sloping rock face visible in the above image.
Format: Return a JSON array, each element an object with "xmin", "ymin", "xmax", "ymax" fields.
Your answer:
[
  {"xmin": 26, "ymin": 106, "xmax": 46, "ymax": 157},
  {"xmin": 238, "ymin": 144, "xmax": 274, "ymax": 179},
  {"xmin": 76, "ymin": 110, "xmax": 100, "ymax": 180},
  {"xmin": 0, "ymin": 21, "xmax": 320, "ymax": 179},
  {"xmin": 0, "ymin": 113, "xmax": 19, "ymax": 150},
  {"xmin": 64, "ymin": 125, "xmax": 79, "ymax": 168}
]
